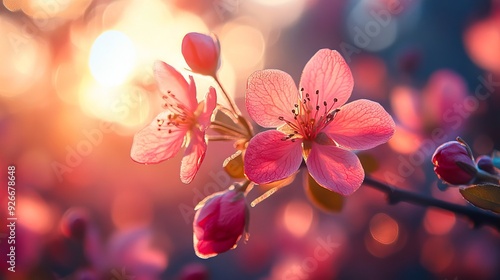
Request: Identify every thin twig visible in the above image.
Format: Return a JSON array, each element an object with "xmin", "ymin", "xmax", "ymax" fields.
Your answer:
[
  {"xmin": 210, "ymin": 121, "xmax": 247, "ymax": 137},
  {"xmin": 213, "ymin": 75, "xmax": 240, "ymax": 117},
  {"xmin": 363, "ymin": 176, "xmax": 500, "ymax": 231},
  {"xmin": 206, "ymin": 135, "xmax": 241, "ymax": 141}
]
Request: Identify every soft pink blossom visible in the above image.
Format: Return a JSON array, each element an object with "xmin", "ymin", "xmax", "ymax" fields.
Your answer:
[
  {"xmin": 244, "ymin": 49, "xmax": 395, "ymax": 196},
  {"xmin": 193, "ymin": 189, "xmax": 248, "ymax": 259},
  {"xmin": 130, "ymin": 61, "xmax": 216, "ymax": 184}
]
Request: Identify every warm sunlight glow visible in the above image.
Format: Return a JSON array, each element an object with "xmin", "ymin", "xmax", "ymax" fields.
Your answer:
[
  {"xmin": 283, "ymin": 200, "xmax": 314, "ymax": 238},
  {"xmin": 388, "ymin": 125, "xmax": 423, "ymax": 154},
  {"xmin": 246, "ymin": 0, "xmax": 307, "ymax": 27},
  {"xmin": 3, "ymin": 0, "xmax": 21, "ymax": 11},
  {"xmin": 0, "ymin": 17, "xmax": 49, "ymax": 97},
  {"xmin": 89, "ymin": 30, "xmax": 136, "ymax": 86},
  {"xmin": 112, "ymin": 190, "xmax": 153, "ymax": 229},
  {"xmin": 220, "ymin": 23, "xmax": 266, "ymax": 71},
  {"xmin": 390, "ymin": 86, "xmax": 422, "ymax": 131},
  {"xmin": 252, "ymin": 0, "xmax": 296, "ymax": 6},
  {"xmin": 18, "ymin": 195, "xmax": 54, "ymax": 234}
]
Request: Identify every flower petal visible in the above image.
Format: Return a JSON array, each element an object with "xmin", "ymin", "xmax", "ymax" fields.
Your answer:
[
  {"xmin": 154, "ymin": 60, "xmax": 197, "ymax": 111},
  {"xmin": 244, "ymin": 130, "xmax": 303, "ymax": 184},
  {"xmin": 306, "ymin": 143, "xmax": 364, "ymax": 196},
  {"xmin": 194, "ymin": 234, "xmax": 240, "ymax": 259},
  {"xmin": 299, "ymin": 49, "xmax": 353, "ymax": 111},
  {"xmin": 180, "ymin": 130, "xmax": 207, "ymax": 184},
  {"xmin": 130, "ymin": 111, "xmax": 186, "ymax": 164},
  {"xmin": 246, "ymin": 69, "xmax": 299, "ymax": 128},
  {"xmin": 323, "ymin": 99, "xmax": 395, "ymax": 150},
  {"xmin": 197, "ymin": 87, "xmax": 217, "ymax": 130}
]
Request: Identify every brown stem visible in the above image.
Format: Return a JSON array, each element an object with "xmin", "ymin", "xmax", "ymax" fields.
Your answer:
[
  {"xmin": 206, "ymin": 135, "xmax": 241, "ymax": 141},
  {"xmin": 209, "ymin": 122, "xmax": 247, "ymax": 138},
  {"xmin": 363, "ymin": 176, "xmax": 500, "ymax": 231},
  {"xmin": 213, "ymin": 75, "xmax": 240, "ymax": 118}
]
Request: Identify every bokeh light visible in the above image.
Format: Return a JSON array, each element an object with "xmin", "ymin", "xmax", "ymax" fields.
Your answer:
[
  {"xmin": 89, "ymin": 30, "xmax": 137, "ymax": 87},
  {"xmin": 464, "ymin": 13, "xmax": 500, "ymax": 73},
  {"xmin": 18, "ymin": 193, "xmax": 56, "ymax": 234},
  {"xmin": 423, "ymin": 208, "xmax": 456, "ymax": 235},
  {"xmin": 369, "ymin": 213, "xmax": 399, "ymax": 245},
  {"xmin": 282, "ymin": 200, "xmax": 314, "ymax": 238},
  {"xmin": 0, "ymin": 17, "xmax": 49, "ymax": 98}
]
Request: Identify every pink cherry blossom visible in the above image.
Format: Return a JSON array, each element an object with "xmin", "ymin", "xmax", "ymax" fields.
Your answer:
[
  {"xmin": 193, "ymin": 189, "xmax": 248, "ymax": 259},
  {"xmin": 130, "ymin": 61, "xmax": 216, "ymax": 184},
  {"xmin": 244, "ymin": 49, "xmax": 395, "ymax": 196}
]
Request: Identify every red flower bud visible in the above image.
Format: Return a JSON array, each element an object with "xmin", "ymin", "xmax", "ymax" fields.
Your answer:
[
  {"xmin": 193, "ymin": 188, "xmax": 248, "ymax": 259},
  {"xmin": 432, "ymin": 141, "xmax": 476, "ymax": 185},
  {"xmin": 182, "ymin": 32, "xmax": 220, "ymax": 76}
]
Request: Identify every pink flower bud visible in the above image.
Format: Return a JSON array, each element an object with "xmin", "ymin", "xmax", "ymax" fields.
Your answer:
[
  {"xmin": 432, "ymin": 141, "xmax": 476, "ymax": 185},
  {"xmin": 193, "ymin": 189, "xmax": 248, "ymax": 259},
  {"xmin": 476, "ymin": 155, "xmax": 497, "ymax": 175},
  {"xmin": 182, "ymin": 32, "xmax": 220, "ymax": 76}
]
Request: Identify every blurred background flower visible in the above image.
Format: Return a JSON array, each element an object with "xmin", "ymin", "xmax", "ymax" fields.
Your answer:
[{"xmin": 0, "ymin": 0, "xmax": 499, "ymax": 279}]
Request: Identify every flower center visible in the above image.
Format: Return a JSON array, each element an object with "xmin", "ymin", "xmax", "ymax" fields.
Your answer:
[
  {"xmin": 278, "ymin": 88, "xmax": 340, "ymax": 141},
  {"xmin": 156, "ymin": 90, "xmax": 196, "ymax": 133}
]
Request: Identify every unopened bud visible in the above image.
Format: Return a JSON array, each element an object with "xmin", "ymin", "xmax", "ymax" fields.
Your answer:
[
  {"xmin": 476, "ymin": 155, "xmax": 497, "ymax": 175},
  {"xmin": 193, "ymin": 188, "xmax": 248, "ymax": 258},
  {"xmin": 432, "ymin": 140, "xmax": 477, "ymax": 185},
  {"xmin": 182, "ymin": 32, "xmax": 220, "ymax": 77}
]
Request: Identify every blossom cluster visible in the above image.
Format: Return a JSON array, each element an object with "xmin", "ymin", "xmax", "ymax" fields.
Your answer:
[
  {"xmin": 129, "ymin": 32, "xmax": 397, "ymax": 258},
  {"xmin": 130, "ymin": 31, "xmax": 500, "ymax": 260}
]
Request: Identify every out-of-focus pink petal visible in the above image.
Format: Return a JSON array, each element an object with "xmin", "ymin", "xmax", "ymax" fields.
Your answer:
[
  {"xmin": 246, "ymin": 70, "xmax": 298, "ymax": 128},
  {"xmin": 180, "ymin": 130, "xmax": 207, "ymax": 184},
  {"xmin": 422, "ymin": 69, "xmax": 467, "ymax": 127},
  {"xmin": 197, "ymin": 87, "xmax": 217, "ymax": 130},
  {"xmin": 390, "ymin": 86, "xmax": 422, "ymax": 131},
  {"xmin": 299, "ymin": 49, "xmax": 353, "ymax": 111},
  {"xmin": 244, "ymin": 130, "xmax": 303, "ymax": 184},
  {"xmin": 323, "ymin": 99, "xmax": 395, "ymax": 150},
  {"xmin": 464, "ymin": 15, "xmax": 500, "ymax": 73},
  {"xmin": 130, "ymin": 111, "xmax": 186, "ymax": 164},
  {"xmin": 306, "ymin": 144, "xmax": 364, "ymax": 196},
  {"xmin": 154, "ymin": 61, "xmax": 197, "ymax": 111}
]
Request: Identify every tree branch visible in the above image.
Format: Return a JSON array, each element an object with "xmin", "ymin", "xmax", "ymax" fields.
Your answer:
[{"xmin": 363, "ymin": 176, "xmax": 500, "ymax": 231}]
